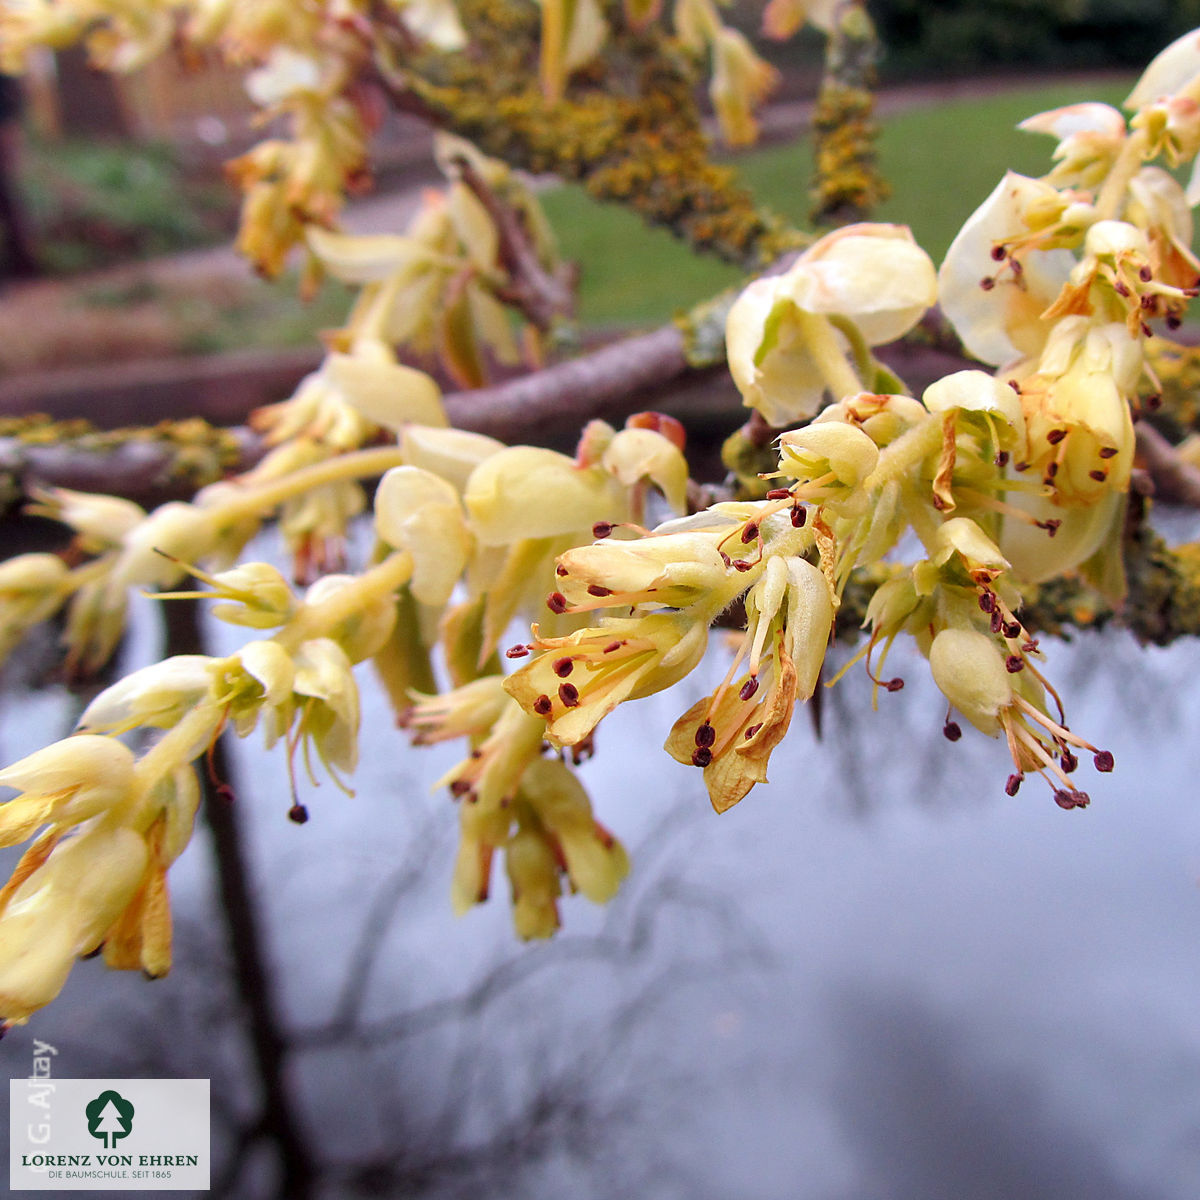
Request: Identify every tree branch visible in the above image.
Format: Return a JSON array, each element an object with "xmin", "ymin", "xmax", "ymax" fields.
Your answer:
[
  {"xmin": 1134, "ymin": 422, "xmax": 1200, "ymax": 507},
  {"xmin": 448, "ymin": 151, "xmax": 578, "ymax": 331},
  {"xmin": 160, "ymin": 598, "xmax": 316, "ymax": 1200}
]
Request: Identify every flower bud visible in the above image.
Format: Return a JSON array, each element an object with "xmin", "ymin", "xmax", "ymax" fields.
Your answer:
[
  {"xmin": 778, "ymin": 422, "xmax": 880, "ymax": 490},
  {"xmin": 375, "ymin": 466, "xmax": 470, "ymax": 608},
  {"xmin": 464, "ymin": 446, "xmax": 627, "ymax": 546},
  {"xmin": 302, "ymin": 573, "xmax": 396, "ymax": 662},
  {"xmin": 400, "ymin": 426, "xmax": 506, "ymax": 494},
  {"xmin": 504, "ymin": 825, "xmax": 561, "ymax": 940},
  {"xmin": 928, "ymin": 628, "xmax": 1014, "ymax": 736},
  {"xmin": 601, "ymin": 427, "xmax": 689, "ymax": 514},
  {"xmin": 207, "ymin": 563, "xmax": 295, "ymax": 629},
  {"xmin": 520, "ymin": 758, "xmax": 629, "ymax": 904}
]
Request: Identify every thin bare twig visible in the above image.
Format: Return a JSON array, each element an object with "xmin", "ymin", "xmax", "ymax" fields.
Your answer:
[
  {"xmin": 448, "ymin": 152, "xmax": 578, "ymax": 331},
  {"xmin": 1135, "ymin": 422, "xmax": 1200, "ymax": 507}
]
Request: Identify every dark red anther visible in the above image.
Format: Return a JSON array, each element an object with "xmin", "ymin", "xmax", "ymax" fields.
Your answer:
[
  {"xmin": 733, "ymin": 559, "xmax": 753, "ymax": 572},
  {"xmin": 744, "ymin": 723, "xmax": 763, "ymax": 739},
  {"xmin": 1040, "ymin": 518, "xmax": 1062, "ymax": 537},
  {"xmin": 505, "ymin": 644, "xmax": 531, "ymax": 659},
  {"xmin": 695, "ymin": 722, "xmax": 716, "ymax": 748},
  {"xmin": 741, "ymin": 523, "xmax": 759, "ymax": 544},
  {"xmin": 1094, "ymin": 749, "xmax": 1115, "ymax": 773},
  {"xmin": 1009, "ymin": 257, "xmax": 1023, "ymax": 276},
  {"xmin": 979, "ymin": 591, "xmax": 997, "ymax": 614},
  {"xmin": 593, "ymin": 521, "xmax": 614, "ymax": 539},
  {"xmin": 449, "ymin": 779, "xmax": 472, "ymax": 797},
  {"xmin": 1002, "ymin": 621, "xmax": 1021, "ymax": 639},
  {"xmin": 1005, "ymin": 655, "xmax": 1024, "ymax": 673},
  {"xmin": 692, "ymin": 747, "xmax": 713, "ymax": 768},
  {"xmin": 1014, "ymin": 461, "xmax": 1029, "ymax": 472},
  {"xmin": 766, "ymin": 488, "xmax": 792, "ymax": 500},
  {"xmin": 553, "ymin": 657, "xmax": 574, "ymax": 677},
  {"xmin": 556, "ymin": 564, "xmax": 568, "ymax": 577},
  {"xmin": 1054, "ymin": 789, "xmax": 1090, "ymax": 810},
  {"xmin": 884, "ymin": 678, "xmax": 904, "ymax": 693},
  {"xmin": 990, "ymin": 609, "xmax": 1003, "ymax": 634},
  {"xmin": 739, "ymin": 677, "xmax": 759, "ymax": 701},
  {"xmin": 943, "ymin": 721, "xmax": 962, "ymax": 742},
  {"xmin": 1060, "ymin": 750, "xmax": 1078, "ymax": 774},
  {"xmin": 1089, "ymin": 469, "xmax": 1108, "ymax": 482},
  {"xmin": 1141, "ymin": 321, "xmax": 1153, "ymax": 338},
  {"xmin": 1005, "ymin": 774, "xmax": 1023, "ymax": 796},
  {"xmin": 1046, "ymin": 428, "xmax": 1067, "ymax": 445},
  {"xmin": 1007, "ymin": 379, "xmax": 1021, "ymax": 393},
  {"xmin": 719, "ymin": 551, "xmax": 732, "ymax": 567},
  {"xmin": 1139, "ymin": 264, "xmax": 1153, "ymax": 282},
  {"xmin": 1099, "ymin": 446, "xmax": 1118, "ymax": 459},
  {"xmin": 990, "ymin": 244, "xmax": 1007, "ymax": 261},
  {"xmin": 1045, "ymin": 462, "xmax": 1059, "ymax": 479},
  {"xmin": 1115, "ymin": 280, "xmax": 1131, "ymax": 298},
  {"xmin": 980, "ymin": 276, "xmax": 996, "ymax": 291},
  {"xmin": 603, "ymin": 641, "xmax": 622, "ymax": 654},
  {"xmin": 1146, "ymin": 393, "xmax": 1162, "ymax": 410},
  {"xmin": 995, "ymin": 450, "xmax": 1010, "ymax": 466},
  {"xmin": 587, "ymin": 584, "xmax": 613, "ymax": 597},
  {"xmin": 1167, "ymin": 314, "xmax": 1183, "ymax": 330},
  {"xmin": 547, "ymin": 592, "xmax": 568, "ymax": 613},
  {"xmin": 288, "ymin": 803, "xmax": 309, "ymax": 824},
  {"xmin": 558, "ymin": 682, "xmax": 580, "ymax": 708},
  {"xmin": 533, "ymin": 694, "xmax": 553, "ymax": 716},
  {"xmin": 791, "ymin": 505, "xmax": 807, "ymax": 528}
]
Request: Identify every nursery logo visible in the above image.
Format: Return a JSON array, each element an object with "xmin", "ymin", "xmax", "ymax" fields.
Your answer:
[
  {"xmin": 85, "ymin": 1091, "xmax": 134, "ymax": 1149},
  {"xmin": 9, "ymin": 1078, "xmax": 209, "ymax": 1191}
]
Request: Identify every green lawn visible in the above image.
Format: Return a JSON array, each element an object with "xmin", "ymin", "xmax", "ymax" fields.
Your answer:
[{"xmin": 541, "ymin": 75, "xmax": 1135, "ymax": 328}]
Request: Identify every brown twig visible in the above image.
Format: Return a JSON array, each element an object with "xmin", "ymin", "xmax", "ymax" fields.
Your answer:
[
  {"xmin": 447, "ymin": 153, "xmax": 577, "ymax": 331},
  {"xmin": 1134, "ymin": 422, "xmax": 1200, "ymax": 507},
  {"xmin": 160, "ymin": 598, "xmax": 316, "ymax": 1200}
]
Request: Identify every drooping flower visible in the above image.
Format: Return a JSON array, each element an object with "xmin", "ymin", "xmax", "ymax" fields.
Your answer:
[
  {"xmin": 0, "ymin": 824, "xmax": 150, "ymax": 1025},
  {"xmin": 727, "ymin": 225, "xmax": 936, "ymax": 424},
  {"xmin": 1008, "ymin": 317, "xmax": 1138, "ymax": 504},
  {"xmin": 0, "ymin": 736, "xmax": 136, "ymax": 846},
  {"xmin": 928, "ymin": 626, "xmax": 1112, "ymax": 809},
  {"xmin": 0, "ymin": 554, "xmax": 72, "ymax": 664},
  {"xmin": 504, "ymin": 612, "xmax": 710, "ymax": 748},
  {"xmin": 709, "ymin": 26, "xmax": 779, "ymax": 148},
  {"xmin": 1018, "ymin": 103, "xmax": 1128, "ymax": 190},
  {"xmin": 939, "ymin": 172, "xmax": 1080, "ymax": 367},
  {"xmin": 664, "ymin": 554, "xmax": 832, "ymax": 812}
]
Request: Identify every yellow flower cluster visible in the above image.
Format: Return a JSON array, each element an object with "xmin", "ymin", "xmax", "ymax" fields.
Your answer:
[{"xmin": 4, "ymin": 19, "xmax": 1200, "ymax": 1032}]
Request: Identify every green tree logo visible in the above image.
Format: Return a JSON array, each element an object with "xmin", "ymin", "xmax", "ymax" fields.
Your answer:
[{"xmin": 85, "ymin": 1090, "xmax": 135, "ymax": 1149}]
